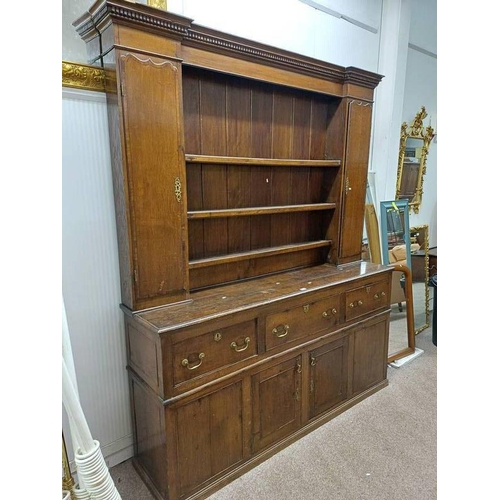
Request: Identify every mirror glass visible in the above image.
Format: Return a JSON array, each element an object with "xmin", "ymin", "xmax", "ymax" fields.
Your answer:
[{"xmin": 395, "ymin": 107, "xmax": 435, "ymax": 214}]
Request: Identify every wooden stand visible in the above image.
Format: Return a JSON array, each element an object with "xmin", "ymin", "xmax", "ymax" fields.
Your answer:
[{"xmin": 74, "ymin": 2, "xmax": 390, "ymax": 499}]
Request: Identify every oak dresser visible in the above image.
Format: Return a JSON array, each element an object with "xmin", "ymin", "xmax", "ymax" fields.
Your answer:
[{"xmin": 74, "ymin": 2, "xmax": 391, "ymax": 499}]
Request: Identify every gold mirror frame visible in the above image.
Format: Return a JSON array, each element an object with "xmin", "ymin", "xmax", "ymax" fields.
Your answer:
[
  {"xmin": 395, "ymin": 106, "xmax": 435, "ymax": 214},
  {"xmin": 410, "ymin": 224, "xmax": 430, "ymax": 334}
]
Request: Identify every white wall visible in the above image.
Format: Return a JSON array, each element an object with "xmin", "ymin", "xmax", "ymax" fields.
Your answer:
[
  {"xmin": 402, "ymin": 0, "xmax": 437, "ymax": 246},
  {"xmin": 62, "ymin": 88, "xmax": 133, "ymax": 469},
  {"xmin": 61, "ymin": 0, "xmax": 437, "ymax": 469},
  {"xmin": 402, "ymin": 47, "xmax": 437, "ymax": 246},
  {"xmin": 62, "ymin": 0, "xmax": 94, "ymax": 62}
]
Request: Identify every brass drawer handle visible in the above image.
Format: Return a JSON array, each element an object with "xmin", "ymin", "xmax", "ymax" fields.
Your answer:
[
  {"xmin": 349, "ymin": 302, "xmax": 355, "ymax": 308},
  {"xmin": 322, "ymin": 308, "xmax": 337, "ymax": 318},
  {"xmin": 181, "ymin": 353, "xmax": 205, "ymax": 370},
  {"xmin": 374, "ymin": 293, "xmax": 379, "ymax": 299},
  {"xmin": 381, "ymin": 291, "xmax": 386, "ymax": 297},
  {"xmin": 358, "ymin": 300, "xmax": 363, "ymax": 306},
  {"xmin": 349, "ymin": 301, "xmax": 363, "ymax": 308},
  {"xmin": 272, "ymin": 324, "xmax": 290, "ymax": 338},
  {"xmin": 230, "ymin": 337, "xmax": 251, "ymax": 352},
  {"xmin": 310, "ymin": 355, "xmax": 317, "ymax": 366}
]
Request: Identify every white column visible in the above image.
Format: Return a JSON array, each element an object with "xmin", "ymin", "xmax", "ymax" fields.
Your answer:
[{"xmin": 370, "ymin": 0, "xmax": 411, "ymax": 211}]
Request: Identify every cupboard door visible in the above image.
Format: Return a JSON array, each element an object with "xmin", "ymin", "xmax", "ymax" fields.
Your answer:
[
  {"xmin": 251, "ymin": 356, "xmax": 302, "ymax": 453},
  {"xmin": 339, "ymin": 99, "xmax": 373, "ymax": 262},
  {"xmin": 118, "ymin": 52, "xmax": 188, "ymax": 308},
  {"xmin": 352, "ymin": 316, "xmax": 389, "ymax": 395},
  {"xmin": 308, "ymin": 336, "xmax": 349, "ymax": 419},
  {"xmin": 174, "ymin": 382, "xmax": 244, "ymax": 497}
]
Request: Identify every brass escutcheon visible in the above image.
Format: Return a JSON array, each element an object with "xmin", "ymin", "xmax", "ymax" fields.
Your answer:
[
  {"xmin": 213, "ymin": 332, "xmax": 222, "ymax": 342},
  {"xmin": 303, "ymin": 304, "xmax": 310, "ymax": 313},
  {"xmin": 174, "ymin": 177, "xmax": 182, "ymax": 202}
]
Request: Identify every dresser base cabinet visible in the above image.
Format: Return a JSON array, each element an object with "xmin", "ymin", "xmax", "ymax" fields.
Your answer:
[{"xmin": 124, "ymin": 264, "xmax": 391, "ymax": 500}]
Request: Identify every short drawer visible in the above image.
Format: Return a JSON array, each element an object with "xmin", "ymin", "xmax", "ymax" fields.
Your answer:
[
  {"xmin": 172, "ymin": 320, "xmax": 257, "ymax": 385},
  {"xmin": 265, "ymin": 294, "xmax": 342, "ymax": 351},
  {"xmin": 345, "ymin": 279, "xmax": 390, "ymax": 322}
]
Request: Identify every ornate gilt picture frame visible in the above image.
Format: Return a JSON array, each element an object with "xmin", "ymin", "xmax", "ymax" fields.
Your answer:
[{"xmin": 395, "ymin": 106, "xmax": 435, "ymax": 214}]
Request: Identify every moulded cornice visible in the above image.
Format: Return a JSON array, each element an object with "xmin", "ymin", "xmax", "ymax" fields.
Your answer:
[
  {"xmin": 73, "ymin": 0, "xmax": 383, "ymax": 90},
  {"xmin": 73, "ymin": 0, "xmax": 193, "ymax": 41}
]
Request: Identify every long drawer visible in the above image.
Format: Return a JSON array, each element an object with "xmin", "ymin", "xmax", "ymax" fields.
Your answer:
[
  {"xmin": 265, "ymin": 293, "xmax": 342, "ymax": 351},
  {"xmin": 345, "ymin": 278, "xmax": 390, "ymax": 322},
  {"xmin": 172, "ymin": 319, "xmax": 257, "ymax": 385}
]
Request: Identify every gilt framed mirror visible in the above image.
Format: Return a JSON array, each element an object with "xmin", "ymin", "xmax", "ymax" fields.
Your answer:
[
  {"xmin": 395, "ymin": 107, "xmax": 435, "ymax": 214},
  {"xmin": 409, "ymin": 224, "xmax": 431, "ymax": 334}
]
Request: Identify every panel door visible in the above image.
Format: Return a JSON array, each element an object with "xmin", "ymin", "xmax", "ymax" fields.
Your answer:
[
  {"xmin": 118, "ymin": 52, "xmax": 189, "ymax": 309},
  {"xmin": 308, "ymin": 336, "xmax": 349, "ymax": 419},
  {"xmin": 339, "ymin": 99, "xmax": 374, "ymax": 262},
  {"xmin": 251, "ymin": 355, "xmax": 302, "ymax": 453},
  {"xmin": 174, "ymin": 382, "xmax": 244, "ymax": 497},
  {"xmin": 352, "ymin": 315, "xmax": 389, "ymax": 395}
]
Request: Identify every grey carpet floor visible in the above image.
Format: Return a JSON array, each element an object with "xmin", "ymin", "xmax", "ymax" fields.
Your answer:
[{"xmin": 109, "ymin": 326, "xmax": 436, "ymax": 500}]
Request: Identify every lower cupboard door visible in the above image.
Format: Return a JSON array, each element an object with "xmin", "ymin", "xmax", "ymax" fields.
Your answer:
[
  {"xmin": 251, "ymin": 356, "xmax": 302, "ymax": 453},
  {"xmin": 174, "ymin": 381, "xmax": 244, "ymax": 497},
  {"xmin": 308, "ymin": 336, "xmax": 349, "ymax": 419},
  {"xmin": 352, "ymin": 316, "xmax": 389, "ymax": 395}
]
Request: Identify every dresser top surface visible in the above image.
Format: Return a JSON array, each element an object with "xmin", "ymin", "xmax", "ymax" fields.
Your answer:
[{"xmin": 130, "ymin": 262, "xmax": 390, "ymax": 333}]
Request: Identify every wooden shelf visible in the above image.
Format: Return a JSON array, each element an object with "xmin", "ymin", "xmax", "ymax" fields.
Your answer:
[
  {"xmin": 189, "ymin": 240, "xmax": 332, "ymax": 270},
  {"xmin": 187, "ymin": 203, "xmax": 336, "ymax": 220},
  {"xmin": 185, "ymin": 154, "xmax": 341, "ymax": 167}
]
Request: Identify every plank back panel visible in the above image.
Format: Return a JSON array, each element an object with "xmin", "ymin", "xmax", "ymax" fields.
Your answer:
[
  {"xmin": 182, "ymin": 67, "xmax": 341, "ymax": 284},
  {"xmin": 227, "ymin": 79, "xmax": 252, "ymax": 253},
  {"xmin": 183, "ymin": 69, "xmax": 204, "ymax": 261},
  {"xmin": 200, "ymin": 73, "xmax": 228, "ymax": 257},
  {"xmin": 250, "ymin": 87, "xmax": 273, "ymax": 250},
  {"xmin": 270, "ymin": 91, "xmax": 293, "ymax": 246},
  {"xmin": 291, "ymin": 94, "xmax": 313, "ymax": 243}
]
